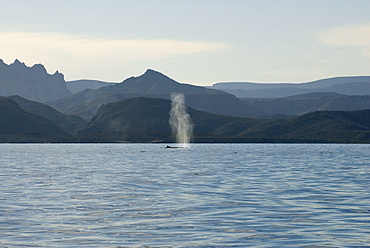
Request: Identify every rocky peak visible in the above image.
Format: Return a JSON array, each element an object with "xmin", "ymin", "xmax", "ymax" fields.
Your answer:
[
  {"xmin": 144, "ymin": 68, "xmax": 160, "ymax": 74},
  {"xmin": 0, "ymin": 59, "xmax": 71, "ymax": 102},
  {"xmin": 11, "ymin": 59, "xmax": 26, "ymax": 67},
  {"xmin": 31, "ymin": 63, "xmax": 48, "ymax": 74}
]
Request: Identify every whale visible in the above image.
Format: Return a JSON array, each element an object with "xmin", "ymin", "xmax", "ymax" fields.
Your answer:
[{"xmin": 166, "ymin": 145, "xmax": 180, "ymax": 149}]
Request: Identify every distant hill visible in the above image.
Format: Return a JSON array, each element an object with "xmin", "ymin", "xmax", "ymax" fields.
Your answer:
[
  {"xmin": 96, "ymin": 69, "xmax": 225, "ymax": 95},
  {"xmin": 66, "ymin": 79, "xmax": 116, "ymax": 93},
  {"xmin": 83, "ymin": 97, "xmax": 173, "ymax": 134},
  {"xmin": 239, "ymin": 110, "xmax": 370, "ymax": 143},
  {"xmin": 51, "ymin": 69, "xmax": 262, "ymax": 120},
  {"xmin": 241, "ymin": 92, "xmax": 370, "ymax": 116},
  {"xmin": 211, "ymin": 76, "xmax": 370, "ymax": 98},
  {"xmin": 0, "ymin": 59, "xmax": 72, "ymax": 102},
  {"xmin": 80, "ymin": 97, "xmax": 269, "ymax": 142},
  {"xmin": 1, "ymin": 95, "xmax": 368, "ymax": 143},
  {"xmin": 8, "ymin": 95, "xmax": 87, "ymax": 134},
  {"xmin": 80, "ymin": 97, "xmax": 370, "ymax": 143},
  {"xmin": 0, "ymin": 97, "xmax": 68, "ymax": 136}
]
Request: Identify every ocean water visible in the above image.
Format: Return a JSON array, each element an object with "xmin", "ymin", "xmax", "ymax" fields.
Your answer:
[{"xmin": 0, "ymin": 143, "xmax": 369, "ymax": 247}]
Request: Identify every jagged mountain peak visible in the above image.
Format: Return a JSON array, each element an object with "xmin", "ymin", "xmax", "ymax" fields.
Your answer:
[
  {"xmin": 31, "ymin": 63, "xmax": 48, "ymax": 74},
  {"xmin": 0, "ymin": 59, "xmax": 27, "ymax": 68},
  {"xmin": 0, "ymin": 59, "xmax": 71, "ymax": 102},
  {"xmin": 13, "ymin": 58, "xmax": 24, "ymax": 65},
  {"xmin": 2, "ymin": 59, "xmax": 62, "ymax": 76}
]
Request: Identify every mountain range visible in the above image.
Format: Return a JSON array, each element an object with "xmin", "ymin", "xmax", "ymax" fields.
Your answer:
[
  {"xmin": 56, "ymin": 71, "xmax": 370, "ymax": 120},
  {"xmin": 50, "ymin": 69, "xmax": 261, "ymax": 120},
  {"xmin": 210, "ymin": 76, "xmax": 370, "ymax": 98},
  {"xmin": 80, "ymin": 97, "xmax": 370, "ymax": 143},
  {"xmin": 241, "ymin": 92, "xmax": 370, "ymax": 116},
  {"xmin": 0, "ymin": 59, "xmax": 369, "ymax": 143},
  {"xmin": 1, "ymin": 95, "xmax": 369, "ymax": 143}
]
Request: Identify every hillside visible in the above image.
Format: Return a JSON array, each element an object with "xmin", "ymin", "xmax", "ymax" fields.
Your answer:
[
  {"xmin": 66, "ymin": 79, "xmax": 116, "ymax": 93},
  {"xmin": 0, "ymin": 59, "xmax": 72, "ymax": 102},
  {"xmin": 51, "ymin": 69, "xmax": 262, "ymax": 120},
  {"xmin": 80, "ymin": 97, "xmax": 264, "ymax": 142},
  {"xmin": 1, "ymin": 95, "xmax": 368, "ymax": 143},
  {"xmin": 241, "ymin": 92, "xmax": 370, "ymax": 116},
  {"xmin": 8, "ymin": 95, "xmax": 87, "ymax": 134},
  {"xmin": 0, "ymin": 97, "xmax": 68, "ymax": 137},
  {"xmin": 234, "ymin": 110, "xmax": 370, "ymax": 142},
  {"xmin": 83, "ymin": 97, "xmax": 172, "ymax": 133},
  {"xmin": 80, "ymin": 97, "xmax": 370, "ymax": 143},
  {"xmin": 98, "ymin": 69, "xmax": 218, "ymax": 94},
  {"xmin": 211, "ymin": 76, "xmax": 370, "ymax": 98}
]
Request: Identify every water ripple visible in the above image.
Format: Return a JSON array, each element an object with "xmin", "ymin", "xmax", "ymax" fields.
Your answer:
[{"xmin": 0, "ymin": 143, "xmax": 369, "ymax": 247}]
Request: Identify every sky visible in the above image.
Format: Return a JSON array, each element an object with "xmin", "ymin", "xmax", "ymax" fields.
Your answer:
[{"xmin": 0, "ymin": 0, "xmax": 370, "ymax": 86}]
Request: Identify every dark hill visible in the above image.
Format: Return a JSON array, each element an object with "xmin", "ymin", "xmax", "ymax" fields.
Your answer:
[
  {"xmin": 241, "ymin": 92, "xmax": 370, "ymax": 116},
  {"xmin": 8, "ymin": 95, "xmax": 87, "ymax": 134},
  {"xmin": 81, "ymin": 97, "xmax": 370, "ymax": 143},
  {"xmin": 84, "ymin": 97, "xmax": 252, "ymax": 134},
  {"xmin": 51, "ymin": 69, "xmax": 262, "ymax": 120},
  {"xmin": 85, "ymin": 97, "xmax": 172, "ymax": 133},
  {"xmin": 80, "ymin": 97, "xmax": 255, "ymax": 142},
  {"xmin": 0, "ymin": 97, "xmax": 68, "ymax": 136},
  {"xmin": 235, "ymin": 110, "xmax": 370, "ymax": 142},
  {"xmin": 0, "ymin": 59, "xmax": 72, "ymax": 102}
]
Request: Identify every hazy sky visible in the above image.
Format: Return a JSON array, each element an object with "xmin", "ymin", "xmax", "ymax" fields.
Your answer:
[{"xmin": 1, "ymin": 0, "xmax": 370, "ymax": 85}]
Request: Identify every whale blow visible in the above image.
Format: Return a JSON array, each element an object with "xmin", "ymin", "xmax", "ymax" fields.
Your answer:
[{"xmin": 169, "ymin": 93, "xmax": 193, "ymax": 147}]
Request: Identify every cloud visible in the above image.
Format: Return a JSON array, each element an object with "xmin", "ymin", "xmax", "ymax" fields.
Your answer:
[
  {"xmin": 0, "ymin": 32, "xmax": 228, "ymax": 79},
  {"xmin": 316, "ymin": 23, "xmax": 370, "ymax": 57}
]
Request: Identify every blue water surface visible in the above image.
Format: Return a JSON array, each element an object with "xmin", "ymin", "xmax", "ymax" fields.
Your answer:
[{"xmin": 0, "ymin": 143, "xmax": 369, "ymax": 247}]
